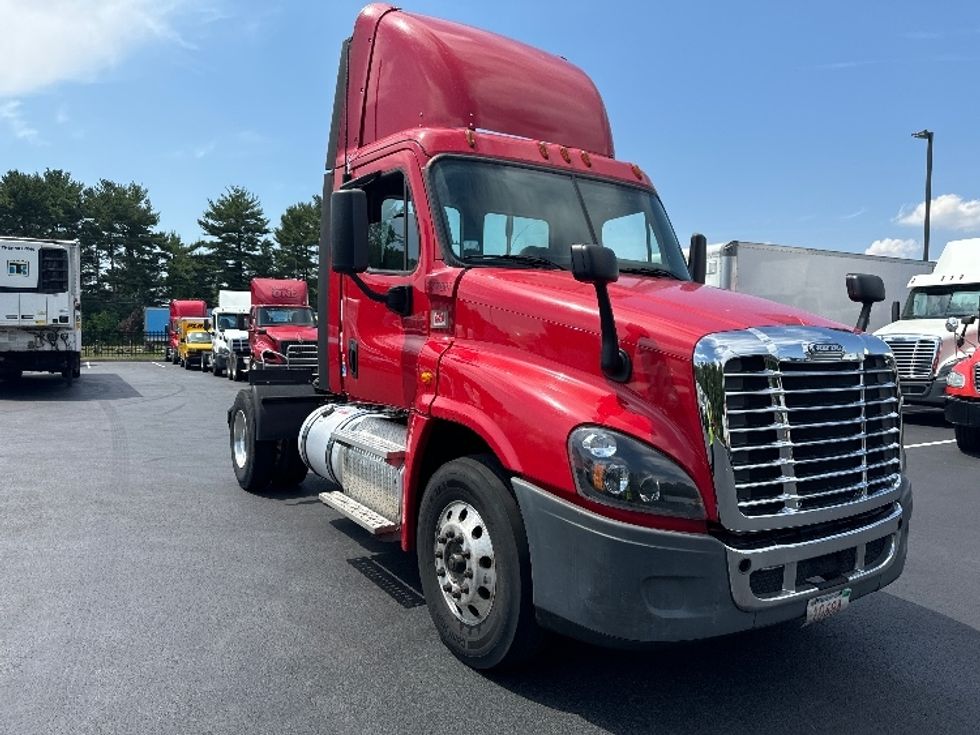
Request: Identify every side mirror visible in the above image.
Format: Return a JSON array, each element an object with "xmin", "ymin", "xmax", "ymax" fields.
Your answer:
[
  {"xmin": 570, "ymin": 243, "xmax": 619, "ymax": 284},
  {"xmin": 688, "ymin": 233, "xmax": 707, "ymax": 284},
  {"xmin": 946, "ymin": 317, "xmax": 961, "ymax": 333},
  {"xmin": 569, "ymin": 244, "xmax": 630, "ymax": 382},
  {"xmin": 846, "ymin": 272, "xmax": 885, "ymax": 332},
  {"xmin": 331, "ymin": 189, "xmax": 368, "ymax": 274},
  {"xmin": 891, "ymin": 300, "xmax": 901, "ymax": 323}
]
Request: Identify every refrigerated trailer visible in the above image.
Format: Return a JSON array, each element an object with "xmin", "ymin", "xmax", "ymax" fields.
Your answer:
[
  {"xmin": 227, "ymin": 4, "xmax": 912, "ymax": 669},
  {"xmin": 0, "ymin": 236, "xmax": 81, "ymax": 384},
  {"xmin": 705, "ymin": 241, "xmax": 933, "ymax": 333}
]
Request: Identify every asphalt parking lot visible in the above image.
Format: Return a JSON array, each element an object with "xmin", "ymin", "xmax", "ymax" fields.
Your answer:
[{"xmin": 1, "ymin": 362, "xmax": 979, "ymax": 735}]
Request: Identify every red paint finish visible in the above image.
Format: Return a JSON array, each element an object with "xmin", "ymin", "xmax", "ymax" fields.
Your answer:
[
  {"xmin": 947, "ymin": 351, "xmax": 980, "ymax": 398},
  {"xmin": 338, "ymin": 4, "xmax": 613, "ymax": 168}
]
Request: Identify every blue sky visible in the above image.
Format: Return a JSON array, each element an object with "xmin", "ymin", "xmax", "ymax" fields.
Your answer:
[{"xmin": 2, "ymin": 1, "xmax": 979, "ymax": 260}]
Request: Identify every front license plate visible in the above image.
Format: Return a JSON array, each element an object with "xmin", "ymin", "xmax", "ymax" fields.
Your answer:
[{"xmin": 805, "ymin": 588, "xmax": 851, "ymax": 625}]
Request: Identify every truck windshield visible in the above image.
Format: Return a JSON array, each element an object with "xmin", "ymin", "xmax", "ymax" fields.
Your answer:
[
  {"xmin": 256, "ymin": 307, "xmax": 316, "ymax": 326},
  {"xmin": 187, "ymin": 332, "xmax": 211, "ymax": 344},
  {"xmin": 217, "ymin": 314, "xmax": 248, "ymax": 331},
  {"xmin": 903, "ymin": 286, "xmax": 980, "ymax": 319},
  {"xmin": 429, "ymin": 158, "xmax": 690, "ymax": 278}
]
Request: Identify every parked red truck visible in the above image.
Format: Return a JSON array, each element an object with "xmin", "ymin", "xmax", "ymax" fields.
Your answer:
[
  {"xmin": 228, "ymin": 4, "xmax": 911, "ymax": 669},
  {"xmin": 166, "ymin": 299, "xmax": 207, "ymax": 363},
  {"xmin": 944, "ymin": 316, "xmax": 980, "ymax": 453},
  {"xmin": 229, "ymin": 278, "xmax": 318, "ymax": 381}
]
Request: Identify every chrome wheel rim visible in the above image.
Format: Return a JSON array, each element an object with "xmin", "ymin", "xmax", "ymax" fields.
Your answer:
[
  {"xmin": 434, "ymin": 500, "xmax": 496, "ymax": 624},
  {"xmin": 232, "ymin": 409, "xmax": 248, "ymax": 469}
]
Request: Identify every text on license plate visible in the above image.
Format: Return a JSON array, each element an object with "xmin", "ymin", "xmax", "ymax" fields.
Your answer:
[{"xmin": 805, "ymin": 588, "xmax": 851, "ymax": 625}]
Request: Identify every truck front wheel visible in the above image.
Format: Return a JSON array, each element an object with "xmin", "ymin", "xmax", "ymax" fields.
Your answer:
[
  {"xmin": 229, "ymin": 390, "xmax": 275, "ymax": 491},
  {"xmin": 955, "ymin": 425, "xmax": 980, "ymax": 454},
  {"xmin": 416, "ymin": 455, "xmax": 541, "ymax": 670}
]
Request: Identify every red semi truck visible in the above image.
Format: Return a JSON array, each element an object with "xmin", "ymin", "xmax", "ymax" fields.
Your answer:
[
  {"xmin": 944, "ymin": 316, "xmax": 980, "ymax": 453},
  {"xmin": 228, "ymin": 4, "xmax": 911, "ymax": 669},
  {"xmin": 229, "ymin": 278, "xmax": 318, "ymax": 381},
  {"xmin": 166, "ymin": 299, "xmax": 207, "ymax": 364}
]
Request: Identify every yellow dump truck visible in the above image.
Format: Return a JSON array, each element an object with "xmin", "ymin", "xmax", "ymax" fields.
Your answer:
[{"xmin": 177, "ymin": 319, "xmax": 211, "ymax": 370}]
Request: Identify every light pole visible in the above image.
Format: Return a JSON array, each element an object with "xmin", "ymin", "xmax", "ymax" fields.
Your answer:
[{"xmin": 912, "ymin": 129, "xmax": 933, "ymax": 261}]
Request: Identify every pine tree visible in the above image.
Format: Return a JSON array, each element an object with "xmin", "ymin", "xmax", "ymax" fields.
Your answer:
[
  {"xmin": 198, "ymin": 186, "xmax": 271, "ymax": 290},
  {"xmin": 0, "ymin": 169, "xmax": 84, "ymax": 240},
  {"xmin": 274, "ymin": 196, "xmax": 320, "ymax": 285}
]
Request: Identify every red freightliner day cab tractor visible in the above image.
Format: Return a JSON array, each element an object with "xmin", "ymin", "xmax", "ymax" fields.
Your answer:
[{"xmin": 227, "ymin": 4, "xmax": 912, "ymax": 669}]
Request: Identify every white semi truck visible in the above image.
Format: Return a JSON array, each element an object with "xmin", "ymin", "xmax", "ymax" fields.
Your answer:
[
  {"xmin": 875, "ymin": 238, "xmax": 980, "ymax": 406},
  {"xmin": 0, "ymin": 236, "xmax": 82, "ymax": 385},
  {"xmin": 206, "ymin": 290, "xmax": 250, "ymax": 377}
]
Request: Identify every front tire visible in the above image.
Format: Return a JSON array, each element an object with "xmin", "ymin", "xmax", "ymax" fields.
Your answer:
[
  {"xmin": 955, "ymin": 424, "xmax": 980, "ymax": 454},
  {"xmin": 229, "ymin": 390, "xmax": 275, "ymax": 491},
  {"xmin": 416, "ymin": 455, "xmax": 540, "ymax": 670}
]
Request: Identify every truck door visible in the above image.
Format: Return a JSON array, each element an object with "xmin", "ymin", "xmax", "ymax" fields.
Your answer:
[{"xmin": 341, "ymin": 158, "xmax": 428, "ymax": 408}]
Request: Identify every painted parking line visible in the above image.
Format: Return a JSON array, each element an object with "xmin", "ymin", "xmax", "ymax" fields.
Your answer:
[
  {"xmin": 151, "ymin": 362, "xmax": 168, "ymax": 368},
  {"xmin": 905, "ymin": 439, "xmax": 957, "ymax": 449}
]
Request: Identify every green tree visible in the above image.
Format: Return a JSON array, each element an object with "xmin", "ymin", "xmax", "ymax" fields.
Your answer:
[
  {"xmin": 160, "ymin": 233, "xmax": 214, "ymax": 302},
  {"xmin": 81, "ymin": 179, "xmax": 162, "ymax": 308},
  {"xmin": 198, "ymin": 186, "xmax": 271, "ymax": 290},
  {"xmin": 274, "ymin": 196, "xmax": 320, "ymax": 288},
  {"xmin": 0, "ymin": 169, "xmax": 84, "ymax": 240}
]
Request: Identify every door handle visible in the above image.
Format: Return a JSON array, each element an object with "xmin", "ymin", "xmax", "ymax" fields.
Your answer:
[{"xmin": 348, "ymin": 339, "xmax": 358, "ymax": 378}]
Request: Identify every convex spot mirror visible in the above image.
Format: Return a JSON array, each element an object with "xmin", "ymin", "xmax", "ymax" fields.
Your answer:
[
  {"xmin": 946, "ymin": 317, "xmax": 961, "ymax": 333},
  {"xmin": 331, "ymin": 189, "xmax": 368, "ymax": 274}
]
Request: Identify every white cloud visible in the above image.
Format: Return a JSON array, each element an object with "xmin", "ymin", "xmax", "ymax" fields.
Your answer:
[
  {"xmin": 193, "ymin": 141, "xmax": 215, "ymax": 159},
  {"xmin": 896, "ymin": 193, "xmax": 980, "ymax": 231},
  {"xmin": 0, "ymin": 0, "xmax": 190, "ymax": 97},
  {"xmin": 0, "ymin": 100, "xmax": 42, "ymax": 144},
  {"xmin": 866, "ymin": 238, "xmax": 919, "ymax": 258}
]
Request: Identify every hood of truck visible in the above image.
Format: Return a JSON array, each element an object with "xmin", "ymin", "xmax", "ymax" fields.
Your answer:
[
  {"xmin": 875, "ymin": 318, "xmax": 978, "ymax": 341},
  {"xmin": 219, "ymin": 328, "xmax": 248, "ymax": 341},
  {"xmin": 456, "ymin": 268, "xmax": 846, "ymax": 361},
  {"xmin": 258, "ymin": 326, "xmax": 318, "ymax": 344}
]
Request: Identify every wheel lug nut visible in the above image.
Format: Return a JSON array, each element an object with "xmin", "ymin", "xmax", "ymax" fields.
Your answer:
[
  {"xmin": 446, "ymin": 530, "xmax": 455, "ymax": 538},
  {"xmin": 442, "ymin": 583, "xmax": 452, "ymax": 592},
  {"xmin": 437, "ymin": 569, "xmax": 446, "ymax": 577},
  {"xmin": 451, "ymin": 591, "xmax": 461, "ymax": 599},
  {"xmin": 462, "ymin": 551, "xmax": 471, "ymax": 559},
  {"xmin": 461, "ymin": 586, "xmax": 469, "ymax": 594},
  {"xmin": 437, "ymin": 536, "xmax": 447, "ymax": 544},
  {"xmin": 463, "ymin": 570, "xmax": 473, "ymax": 579}
]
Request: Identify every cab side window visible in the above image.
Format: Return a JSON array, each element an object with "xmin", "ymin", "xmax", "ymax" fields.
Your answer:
[{"xmin": 364, "ymin": 171, "xmax": 419, "ymax": 272}]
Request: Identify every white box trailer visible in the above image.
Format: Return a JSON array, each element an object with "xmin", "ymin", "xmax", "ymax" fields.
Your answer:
[
  {"xmin": 0, "ymin": 236, "xmax": 82, "ymax": 384},
  {"xmin": 705, "ymin": 241, "xmax": 934, "ymax": 333}
]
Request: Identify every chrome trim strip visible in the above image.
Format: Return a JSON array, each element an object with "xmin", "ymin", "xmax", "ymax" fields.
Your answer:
[{"xmin": 725, "ymin": 503, "xmax": 903, "ymax": 610}]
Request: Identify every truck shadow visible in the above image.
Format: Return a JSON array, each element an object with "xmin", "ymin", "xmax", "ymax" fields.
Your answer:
[
  {"xmin": 902, "ymin": 407, "xmax": 948, "ymax": 428},
  {"xmin": 0, "ymin": 373, "xmax": 141, "ymax": 401},
  {"xmin": 489, "ymin": 592, "xmax": 980, "ymax": 734}
]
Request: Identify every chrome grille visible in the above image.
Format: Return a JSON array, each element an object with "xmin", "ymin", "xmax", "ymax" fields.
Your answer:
[
  {"xmin": 880, "ymin": 336, "xmax": 939, "ymax": 379},
  {"xmin": 723, "ymin": 355, "xmax": 902, "ymax": 518},
  {"xmin": 231, "ymin": 338, "xmax": 249, "ymax": 354},
  {"xmin": 282, "ymin": 341, "xmax": 318, "ymax": 367},
  {"xmin": 695, "ymin": 327, "xmax": 906, "ymax": 533}
]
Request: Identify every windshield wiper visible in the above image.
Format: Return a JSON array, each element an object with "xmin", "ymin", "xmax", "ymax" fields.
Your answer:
[
  {"xmin": 618, "ymin": 265, "xmax": 682, "ymax": 279},
  {"xmin": 461, "ymin": 254, "xmax": 564, "ymax": 270}
]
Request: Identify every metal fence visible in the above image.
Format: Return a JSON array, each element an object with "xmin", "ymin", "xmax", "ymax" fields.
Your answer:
[{"xmin": 81, "ymin": 330, "xmax": 168, "ymax": 360}]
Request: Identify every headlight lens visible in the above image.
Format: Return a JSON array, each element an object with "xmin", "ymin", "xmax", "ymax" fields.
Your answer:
[
  {"xmin": 568, "ymin": 427, "xmax": 706, "ymax": 519},
  {"xmin": 947, "ymin": 370, "xmax": 966, "ymax": 389},
  {"xmin": 938, "ymin": 357, "xmax": 965, "ymax": 379}
]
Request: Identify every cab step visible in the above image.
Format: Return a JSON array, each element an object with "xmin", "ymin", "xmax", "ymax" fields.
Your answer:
[
  {"xmin": 331, "ymin": 427, "xmax": 406, "ymax": 463},
  {"xmin": 318, "ymin": 490, "xmax": 400, "ymax": 535}
]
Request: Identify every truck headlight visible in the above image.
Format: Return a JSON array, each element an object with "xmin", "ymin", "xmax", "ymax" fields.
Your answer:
[
  {"xmin": 937, "ymin": 357, "xmax": 965, "ymax": 379},
  {"xmin": 947, "ymin": 370, "xmax": 966, "ymax": 389},
  {"xmin": 568, "ymin": 427, "xmax": 706, "ymax": 519}
]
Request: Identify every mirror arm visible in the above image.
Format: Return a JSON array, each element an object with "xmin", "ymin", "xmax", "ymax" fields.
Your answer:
[
  {"xmin": 855, "ymin": 303, "xmax": 873, "ymax": 332},
  {"xmin": 593, "ymin": 282, "xmax": 632, "ymax": 382},
  {"xmin": 348, "ymin": 273, "xmax": 412, "ymax": 317}
]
